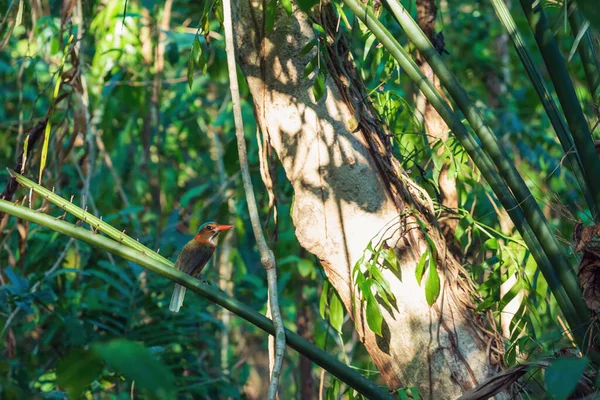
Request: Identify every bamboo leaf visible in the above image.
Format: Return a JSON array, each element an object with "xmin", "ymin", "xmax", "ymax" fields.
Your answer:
[
  {"xmin": 265, "ymin": 0, "xmax": 277, "ymax": 33},
  {"xmin": 329, "ymin": 289, "xmax": 344, "ymax": 333},
  {"xmin": 299, "ymin": 40, "xmax": 316, "ymax": 57}
]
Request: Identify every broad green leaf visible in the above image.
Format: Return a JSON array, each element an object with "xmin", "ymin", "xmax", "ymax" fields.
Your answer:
[
  {"xmin": 484, "ymin": 238, "xmax": 499, "ymax": 250},
  {"xmin": 365, "ymin": 290, "xmax": 383, "ymax": 336},
  {"xmin": 192, "ymin": 36, "xmax": 200, "ymax": 59},
  {"xmin": 545, "ymin": 357, "xmax": 589, "ymax": 400},
  {"xmin": 313, "ymin": 69, "xmax": 326, "ymax": 102},
  {"xmin": 380, "ymin": 247, "xmax": 398, "ymax": 272},
  {"xmin": 297, "ymin": 259, "xmax": 313, "ymax": 278},
  {"xmin": 57, "ymin": 348, "xmax": 104, "ymax": 399},
  {"xmin": 265, "ymin": 0, "xmax": 277, "ymax": 33},
  {"xmin": 280, "ymin": 0, "xmax": 292, "ymax": 15},
  {"xmin": 319, "ymin": 281, "xmax": 329, "ymax": 320},
  {"xmin": 329, "ymin": 290, "xmax": 344, "ymax": 333},
  {"xmin": 424, "ymin": 257, "xmax": 440, "ymax": 306},
  {"xmin": 93, "ymin": 339, "xmax": 175, "ymax": 400},
  {"xmin": 415, "ymin": 250, "xmax": 428, "ymax": 285},
  {"xmin": 187, "ymin": 56, "xmax": 194, "ymax": 89}
]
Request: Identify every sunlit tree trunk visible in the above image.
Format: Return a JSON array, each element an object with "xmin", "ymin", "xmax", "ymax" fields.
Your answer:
[{"xmin": 232, "ymin": 2, "xmax": 501, "ymax": 398}]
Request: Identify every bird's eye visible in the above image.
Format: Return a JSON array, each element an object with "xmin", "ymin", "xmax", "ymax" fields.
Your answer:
[{"xmin": 207, "ymin": 225, "xmax": 215, "ymax": 231}]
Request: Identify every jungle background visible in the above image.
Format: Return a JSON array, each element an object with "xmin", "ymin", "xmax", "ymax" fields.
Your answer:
[{"xmin": 1, "ymin": 0, "xmax": 600, "ymax": 399}]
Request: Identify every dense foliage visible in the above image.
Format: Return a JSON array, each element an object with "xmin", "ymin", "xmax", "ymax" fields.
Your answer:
[{"xmin": 1, "ymin": 0, "xmax": 599, "ymax": 398}]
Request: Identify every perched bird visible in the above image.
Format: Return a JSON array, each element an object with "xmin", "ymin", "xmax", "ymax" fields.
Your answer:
[{"xmin": 169, "ymin": 222, "xmax": 233, "ymax": 313}]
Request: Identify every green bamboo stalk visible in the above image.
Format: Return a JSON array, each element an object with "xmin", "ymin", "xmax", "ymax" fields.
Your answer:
[
  {"xmin": 342, "ymin": 0, "xmax": 590, "ymax": 346},
  {"xmin": 568, "ymin": 4, "xmax": 600, "ymax": 109},
  {"xmin": 489, "ymin": 0, "xmax": 595, "ymax": 217},
  {"xmin": 0, "ymin": 199, "xmax": 394, "ymax": 400},
  {"xmin": 9, "ymin": 169, "xmax": 172, "ymax": 267},
  {"xmin": 377, "ymin": 0, "xmax": 590, "ymax": 325},
  {"xmin": 519, "ymin": 0, "xmax": 600, "ymax": 217}
]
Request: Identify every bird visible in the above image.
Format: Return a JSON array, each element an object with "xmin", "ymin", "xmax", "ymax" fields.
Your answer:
[{"xmin": 169, "ymin": 221, "xmax": 233, "ymax": 313}]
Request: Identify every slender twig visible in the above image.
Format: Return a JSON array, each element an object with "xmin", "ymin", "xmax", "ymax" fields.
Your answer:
[{"xmin": 221, "ymin": 0, "xmax": 285, "ymax": 398}]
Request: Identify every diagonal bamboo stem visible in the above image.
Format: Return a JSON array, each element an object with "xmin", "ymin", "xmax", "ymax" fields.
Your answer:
[
  {"xmin": 0, "ymin": 198, "xmax": 394, "ymax": 400},
  {"xmin": 342, "ymin": 0, "xmax": 591, "ymax": 349}
]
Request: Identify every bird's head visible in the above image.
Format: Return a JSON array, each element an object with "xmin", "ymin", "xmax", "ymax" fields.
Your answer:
[{"xmin": 194, "ymin": 221, "xmax": 233, "ymax": 245}]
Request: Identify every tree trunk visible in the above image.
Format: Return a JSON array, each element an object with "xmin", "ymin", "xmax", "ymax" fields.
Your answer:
[{"xmin": 232, "ymin": 2, "xmax": 500, "ymax": 398}]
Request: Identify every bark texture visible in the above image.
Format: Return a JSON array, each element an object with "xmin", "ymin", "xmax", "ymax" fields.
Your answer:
[{"xmin": 232, "ymin": 2, "xmax": 498, "ymax": 397}]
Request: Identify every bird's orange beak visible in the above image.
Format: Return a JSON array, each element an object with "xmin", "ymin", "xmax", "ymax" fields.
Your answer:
[{"xmin": 217, "ymin": 224, "xmax": 233, "ymax": 232}]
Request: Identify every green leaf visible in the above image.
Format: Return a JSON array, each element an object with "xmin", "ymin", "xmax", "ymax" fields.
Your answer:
[
  {"xmin": 415, "ymin": 250, "xmax": 428, "ymax": 285},
  {"xmin": 329, "ymin": 290, "xmax": 344, "ymax": 333},
  {"xmin": 303, "ymin": 56, "xmax": 317, "ymax": 78},
  {"xmin": 484, "ymin": 238, "xmax": 499, "ymax": 250},
  {"xmin": 325, "ymin": 378, "xmax": 340, "ymax": 400},
  {"xmin": 265, "ymin": 0, "xmax": 277, "ymax": 33},
  {"xmin": 319, "ymin": 281, "xmax": 329, "ymax": 320},
  {"xmin": 299, "ymin": 40, "xmax": 316, "ymax": 57},
  {"xmin": 365, "ymin": 290, "xmax": 383, "ymax": 336},
  {"xmin": 192, "ymin": 36, "xmax": 201, "ymax": 62},
  {"xmin": 38, "ymin": 122, "xmax": 52, "ymax": 183},
  {"xmin": 545, "ymin": 357, "xmax": 589, "ymax": 400},
  {"xmin": 280, "ymin": 0, "xmax": 292, "ymax": 15},
  {"xmin": 424, "ymin": 256, "xmax": 440, "ymax": 306},
  {"xmin": 380, "ymin": 247, "xmax": 398, "ymax": 272},
  {"xmin": 297, "ymin": 259, "xmax": 313, "ymax": 278},
  {"xmin": 363, "ymin": 33, "xmax": 377, "ymax": 61},
  {"xmin": 313, "ymin": 69, "xmax": 326, "ymax": 102},
  {"xmin": 93, "ymin": 339, "xmax": 175, "ymax": 400},
  {"xmin": 312, "ymin": 22, "xmax": 325, "ymax": 36},
  {"xmin": 187, "ymin": 56, "xmax": 194, "ymax": 89},
  {"xmin": 296, "ymin": 0, "xmax": 318, "ymax": 12},
  {"xmin": 57, "ymin": 348, "xmax": 104, "ymax": 399},
  {"xmin": 16, "ymin": 0, "xmax": 24, "ymax": 26}
]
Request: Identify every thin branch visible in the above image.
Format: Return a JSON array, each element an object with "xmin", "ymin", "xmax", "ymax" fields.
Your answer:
[
  {"xmin": 0, "ymin": 198, "xmax": 394, "ymax": 400},
  {"xmin": 221, "ymin": 0, "xmax": 285, "ymax": 398}
]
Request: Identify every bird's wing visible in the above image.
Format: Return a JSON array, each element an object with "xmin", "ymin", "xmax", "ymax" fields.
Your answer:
[{"xmin": 175, "ymin": 242, "xmax": 215, "ymax": 276}]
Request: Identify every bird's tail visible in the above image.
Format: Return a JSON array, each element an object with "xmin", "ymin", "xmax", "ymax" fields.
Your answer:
[{"xmin": 169, "ymin": 284, "xmax": 186, "ymax": 313}]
